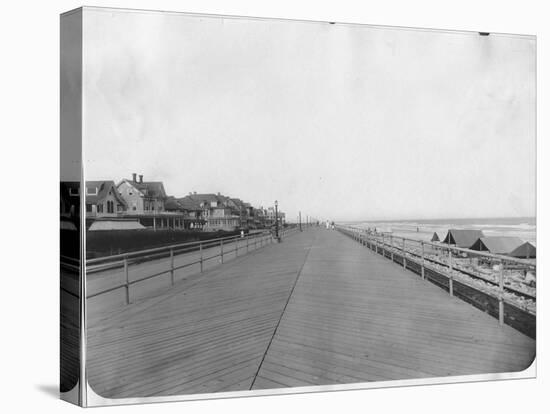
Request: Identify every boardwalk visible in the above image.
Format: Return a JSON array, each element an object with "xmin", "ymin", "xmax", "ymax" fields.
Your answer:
[{"xmin": 87, "ymin": 228, "xmax": 535, "ymax": 398}]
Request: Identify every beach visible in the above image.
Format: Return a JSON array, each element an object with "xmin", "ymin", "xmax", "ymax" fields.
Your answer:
[{"xmin": 346, "ymin": 217, "xmax": 536, "ymax": 245}]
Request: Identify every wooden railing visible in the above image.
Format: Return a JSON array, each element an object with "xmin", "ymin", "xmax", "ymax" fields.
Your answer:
[
  {"xmin": 85, "ymin": 226, "xmax": 300, "ymax": 304},
  {"xmin": 336, "ymin": 225, "xmax": 536, "ymax": 338}
]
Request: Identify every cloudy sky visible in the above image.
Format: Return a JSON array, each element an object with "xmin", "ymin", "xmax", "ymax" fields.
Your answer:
[{"xmin": 82, "ymin": 8, "xmax": 535, "ymax": 222}]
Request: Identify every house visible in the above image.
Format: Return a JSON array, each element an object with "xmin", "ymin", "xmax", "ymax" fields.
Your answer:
[
  {"xmin": 183, "ymin": 192, "xmax": 240, "ymax": 231},
  {"xmin": 469, "ymin": 236, "xmax": 524, "ymax": 255},
  {"xmin": 265, "ymin": 206, "xmax": 285, "ymax": 227},
  {"xmin": 117, "ymin": 173, "xmax": 167, "ymax": 214},
  {"xmin": 165, "ymin": 196, "xmax": 206, "ymax": 230},
  {"xmin": 442, "ymin": 229, "xmax": 485, "ymax": 248},
  {"xmin": 509, "ymin": 242, "xmax": 536, "ymax": 259},
  {"xmin": 254, "ymin": 207, "xmax": 267, "ymax": 228},
  {"xmin": 85, "ymin": 181, "xmax": 127, "ymax": 218},
  {"xmin": 228, "ymin": 198, "xmax": 257, "ymax": 229}
]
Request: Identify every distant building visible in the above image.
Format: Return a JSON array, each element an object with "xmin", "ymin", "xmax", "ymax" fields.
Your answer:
[
  {"xmin": 265, "ymin": 206, "xmax": 285, "ymax": 227},
  {"xmin": 165, "ymin": 195, "xmax": 206, "ymax": 230},
  {"xmin": 117, "ymin": 173, "xmax": 167, "ymax": 214},
  {"xmin": 85, "ymin": 181, "xmax": 127, "ymax": 218},
  {"xmin": 228, "ymin": 198, "xmax": 257, "ymax": 229},
  {"xmin": 182, "ymin": 192, "xmax": 240, "ymax": 231},
  {"xmin": 254, "ymin": 207, "xmax": 267, "ymax": 228}
]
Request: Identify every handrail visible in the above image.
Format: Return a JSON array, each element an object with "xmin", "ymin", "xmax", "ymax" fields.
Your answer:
[
  {"xmin": 86, "ymin": 225, "xmax": 302, "ymax": 303},
  {"xmin": 86, "ymin": 231, "xmax": 270, "ymax": 265},
  {"xmin": 335, "ymin": 224, "xmax": 536, "ymax": 326},
  {"xmin": 337, "ymin": 225, "xmax": 535, "ymax": 267}
]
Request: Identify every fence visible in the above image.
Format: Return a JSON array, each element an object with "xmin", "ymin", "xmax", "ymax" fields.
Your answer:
[
  {"xmin": 336, "ymin": 225, "xmax": 536, "ymax": 339},
  {"xmin": 85, "ymin": 226, "xmax": 300, "ymax": 305}
]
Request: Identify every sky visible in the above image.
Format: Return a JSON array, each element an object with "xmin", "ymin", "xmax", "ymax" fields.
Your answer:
[{"xmin": 82, "ymin": 8, "xmax": 536, "ymax": 222}]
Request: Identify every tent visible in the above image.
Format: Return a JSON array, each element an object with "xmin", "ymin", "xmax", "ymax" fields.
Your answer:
[
  {"xmin": 442, "ymin": 229, "xmax": 484, "ymax": 248},
  {"xmin": 469, "ymin": 236, "xmax": 524, "ymax": 255},
  {"xmin": 431, "ymin": 232, "xmax": 440, "ymax": 242},
  {"xmin": 509, "ymin": 242, "xmax": 536, "ymax": 259}
]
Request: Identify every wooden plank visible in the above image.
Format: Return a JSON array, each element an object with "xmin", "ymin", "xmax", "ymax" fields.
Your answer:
[
  {"xmin": 86, "ymin": 228, "xmax": 535, "ymax": 398},
  {"xmin": 252, "ymin": 229, "xmax": 534, "ymax": 389}
]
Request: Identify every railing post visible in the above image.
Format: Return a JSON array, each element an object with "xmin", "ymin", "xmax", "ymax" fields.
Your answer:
[
  {"xmin": 448, "ymin": 247, "xmax": 453, "ymax": 296},
  {"xmin": 246, "ymin": 235, "xmax": 249, "ymax": 253},
  {"xmin": 421, "ymin": 241, "xmax": 425, "ymax": 280},
  {"xmin": 221, "ymin": 239, "xmax": 224, "ymax": 264},
  {"xmin": 403, "ymin": 238, "xmax": 406, "ymax": 269},
  {"xmin": 390, "ymin": 235, "xmax": 394, "ymax": 262},
  {"xmin": 170, "ymin": 247, "xmax": 175, "ymax": 285},
  {"xmin": 382, "ymin": 233, "xmax": 385, "ymax": 257},
  {"xmin": 199, "ymin": 242, "xmax": 203, "ymax": 273},
  {"xmin": 499, "ymin": 260, "xmax": 505, "ymax": 325},
  {"xmin": 235, "ymin": 238, "xmax": 238, "ymax": 257},
  {"xmin": 124, "ymin": 255, "xmax": 130, "ymax": 305}
]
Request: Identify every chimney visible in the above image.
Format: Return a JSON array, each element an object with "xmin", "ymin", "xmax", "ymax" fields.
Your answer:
[
  {"xmin": 193, "ymin": 191, "xmax": 197, "ymax": 195},
  {"xmin": 139, "ymin": 174, "xmax": 143, "ymax": 183},
  {"xmin": 132, "ymin": 173, "xmax": 137, "ymax": 182}
]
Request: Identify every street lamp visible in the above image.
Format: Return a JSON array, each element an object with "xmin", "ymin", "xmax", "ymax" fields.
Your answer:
[{"xmin": 274, "ymin": 200, "xmax": 279, "ymax": 241}]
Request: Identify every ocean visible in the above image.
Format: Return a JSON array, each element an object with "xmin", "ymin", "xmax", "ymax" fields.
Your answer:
[{"xmin": 342, "ymin": 217, "xmax": 536, "ymax": 245}]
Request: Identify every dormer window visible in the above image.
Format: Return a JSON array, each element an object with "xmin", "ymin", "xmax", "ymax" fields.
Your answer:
[
  {"xmin": 69, "ymin": 188, "xmax": 79, "ymax": 196},
  {"xmin": 87, "ymin": 187, "xmax": 98, "ymax": 195}
]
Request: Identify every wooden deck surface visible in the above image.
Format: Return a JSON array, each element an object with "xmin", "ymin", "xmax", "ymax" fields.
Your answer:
[{"xmin": 87, "ymin": 228, "xmax": 535, "ymax": 398}]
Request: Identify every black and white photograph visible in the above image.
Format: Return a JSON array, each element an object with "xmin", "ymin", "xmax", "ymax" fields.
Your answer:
[
  {"xmin": 6, "ymin": 1, "xmax": 550, "ymax": 413},
  {"xmin": 57, "ymin": 5, "xmax": 539, "ymax": 407}
]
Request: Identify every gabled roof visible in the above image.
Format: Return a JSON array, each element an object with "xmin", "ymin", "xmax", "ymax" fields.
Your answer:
[
  {"xmin": 177, "ymin": 195, "xmax": 203, "ymax": 210},
  {"xmin": 120, "ymin": 179, "xmax": 167, "ymax": 200},
  {"xmin": 469, "ymin": 236, "xmax": 524, "ymax": 254},
  {"xmin": 442, "ymin": 229, "xmax": 485, "ymax": 248},
  {"xmin": 85, "ymin": 181, "xmax": 127, "ymax": 206},
  {"xmin": 187, "ymin": 193, "xmax": 228, "ymax": 207},
  {"xmin": 431, "ymin": 232, "xmax": 440, "ymax": 242},
  {"xmin": 229, "ymin": 198, "xmax": 251, "ymax": 211},
  {"xmin": 165, "ymin": 196, "xmax": 184, "ymax": 211},
  {"xmin": 509, "ymin": 242, "xmax": 536, "ymax": 259}
]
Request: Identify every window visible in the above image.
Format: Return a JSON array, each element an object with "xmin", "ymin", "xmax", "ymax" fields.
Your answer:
[
  {"xmin": 69, "ymin": 188, "xmax": 79, "ymax": 196},
  {"xmin": 86, "ymin": 204, "xmax": 92, "ymax": 212},
  {"xmin": 87, "ymin": 187, "xmax": 98, "ymax": 195},
  {"xmin": 107, "ymin": 200, "xmax": 114, "ymax": 214},
  {"xmin": 97, "ymin": 203, "xmax": 104, "ymax": 213}
]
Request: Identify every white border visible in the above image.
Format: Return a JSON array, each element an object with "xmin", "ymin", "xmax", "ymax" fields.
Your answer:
[{"xmin": 78, "ymin": 6, "xmax": 538, "ymax": 408}]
